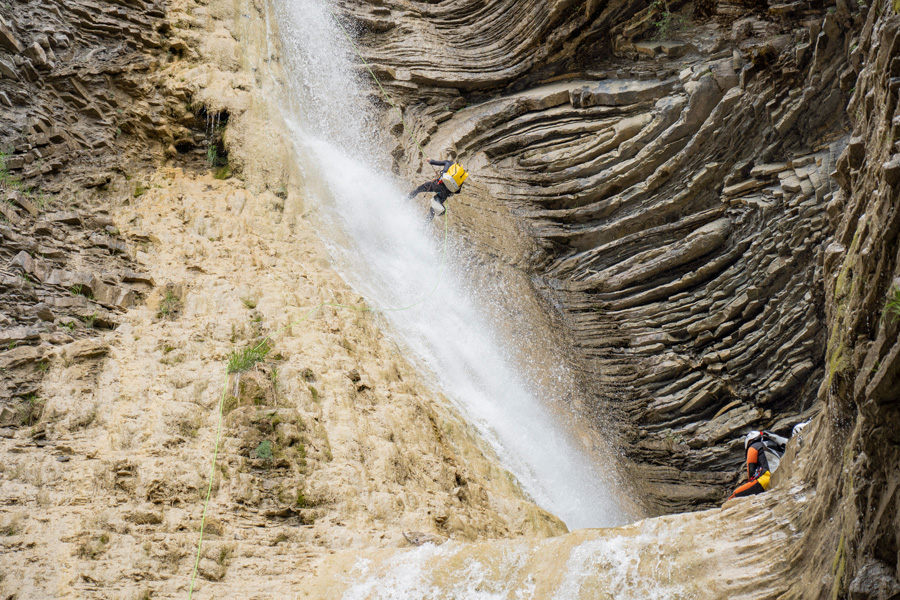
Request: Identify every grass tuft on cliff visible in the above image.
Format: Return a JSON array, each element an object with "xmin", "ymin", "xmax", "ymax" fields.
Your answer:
[
  {"xmin": 226, "ymin": 340, "xmax": 272, "ymax": 374},
  {"xmin": 884, "ymin": 285, "xmax": 900, "ymax": 324}
]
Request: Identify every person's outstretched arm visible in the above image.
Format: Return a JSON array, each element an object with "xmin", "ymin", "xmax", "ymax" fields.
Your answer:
[{"xmin": 428, "ymin": 159, "xmax": 453, "ymax": 173}]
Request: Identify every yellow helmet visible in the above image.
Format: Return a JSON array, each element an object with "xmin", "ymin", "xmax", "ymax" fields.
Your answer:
[{"xmin": 441, "ymin": 163, "xmax": 468, "ymax": 193}]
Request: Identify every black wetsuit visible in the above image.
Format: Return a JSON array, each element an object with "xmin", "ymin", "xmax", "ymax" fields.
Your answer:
[{"xmin": 407, "ymin": 160, "xmax": 458, "ymax": 205}]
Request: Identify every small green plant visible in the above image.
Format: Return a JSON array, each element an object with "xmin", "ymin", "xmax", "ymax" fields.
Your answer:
[
  {"xmin": 0, "ymin": 521, "xmax": 19, "ymax": 536},
  {"xmin": 80, "ymin": 313, "xmax": 98, "ymax": 328},
  {"xmin": 241, "ymin": 298, "xmax": 257, "ymax": 309},
  {"xmin": 308, "ymin": 385, "xmax": 319, "ymax": 402},
  {"xmin": 266, "ymin": 410, "xmax": 282, "ymax": 428},
  {"xmin": 61, "ymin": 321, "xmax": 76, "ymax": 331},
  {"xmin": 226, "ymin": 340, "xmax": 271, "ymax": 374},
  {"xmin": 158, "ymin": 290, "xmax": 182, "ymax": 319},
  {"xmin": 883, "ymin": 285, "xmax": 900, "ymax": 324},
  {"xmin": 255, "ymin": 440, "xmax": 273, "ymax": 460},
  {"xmin": 295, "ymin": 490, "xmax": 307, "ymax": 507},
  {"xmin": 213, "ymin": 164, "xmax": 232, "ymax": 180},
  {"xmin": 216, "ymin": 545, "xmax": 233, "ymax": 565},
  {"xmin": 19, "ymin": 394, "xmax": 44, "ymax": 426},
  {"xmin": 270, "ymin": 366, "xmax": 279, "ymax": 391},
  {"xmin": 0, "ymin": 151, "xmax": 22, "ymax": 190},
  {"xmin": 206, "ymin": 145, "xmax": 218, "ymax": 167},
  {"xmin": 76, "ymin": 533, "xmax": 109, "ymax": 560},
  {"xmin": 69, "ymin": 284, "xmax": 84, "ymax": 297},
  {"xmin": 133, "ymin": 184, "xmax": 148, "ymax": 198},
  {"xmin": 251, "ymin": 314, "xmax": 263, "ymax": 323},
  {"xmin": 37, "ymin": 361, "xmax": 49, "ymax": 373},
  {"xmin": 650, "ymin": 0, "xmax": 685, "ymax": 39}
]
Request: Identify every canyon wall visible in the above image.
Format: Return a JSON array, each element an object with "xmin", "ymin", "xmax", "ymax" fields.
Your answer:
[
  {"xmin": 343, "ymin": 0, "xmax": 900, "ymax": 595},
  {"xmin": 344, "ymin": 0, "xmax": 876, "ymax": 515},
  {"xmin": 0, "ymin": 0, "xmax": 898, "ymax": 597}
]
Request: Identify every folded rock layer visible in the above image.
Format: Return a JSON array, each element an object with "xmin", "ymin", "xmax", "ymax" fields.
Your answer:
[{"xmin": 343, "ymin": 0, "xmax": 872, "ymax": 514}]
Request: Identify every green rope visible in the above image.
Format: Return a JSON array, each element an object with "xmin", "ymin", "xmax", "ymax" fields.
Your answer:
[{"xmin": 187, "ymin": 214, "xmax": 449, "ymax": 597}]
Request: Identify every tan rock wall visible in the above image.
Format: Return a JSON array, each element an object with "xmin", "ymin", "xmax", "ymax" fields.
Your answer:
[{"xmin": 0, "ymin": 0, "xmax": 571, "ymax": 597}]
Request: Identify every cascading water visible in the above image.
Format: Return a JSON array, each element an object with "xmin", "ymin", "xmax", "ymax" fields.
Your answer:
[{"xmin": 267, "ymin": 0, "xmax": 632, "ymax": 530}]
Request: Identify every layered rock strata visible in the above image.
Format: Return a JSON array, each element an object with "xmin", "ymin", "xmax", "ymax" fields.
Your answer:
[
  {"xmin": 0, "ymin": 0, "xmax": 244, "ymax": 433},
  {"xmin": 344, "ymin": 0, "xmax": 867, "ymax": 513}
]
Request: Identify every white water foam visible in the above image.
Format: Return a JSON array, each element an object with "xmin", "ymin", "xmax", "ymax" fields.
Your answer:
[
  {"xmin": 267, "ymin": 0, "xmax": 631, "ymax": 530},
  {"xmin": 338, "ymin": 524, "xmax": 688, "ymax": 600}
]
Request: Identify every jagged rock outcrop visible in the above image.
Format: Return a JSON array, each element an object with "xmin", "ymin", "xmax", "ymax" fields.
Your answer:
[
  {"xmin": 0, "ymin": 206, "xmax": 153, "ymax": 425},
  {"xmin": 784, "ymin": 6, "xmax": 900, "ymax": 599},
  {"xmin": 341, "ymin": 0, "xmax": 871, "ymax": 514},
  {"xmin": 0, "ymin": 0, "xmax": 166, "ymax": 189}
]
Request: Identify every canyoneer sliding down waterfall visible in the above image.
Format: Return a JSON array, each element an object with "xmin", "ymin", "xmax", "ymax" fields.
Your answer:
[
  {"xmin": 407, "ymin": 159, "xmax": 469, "ymax": 220},
  {"xmin": 726, "ymin": 430, "xmax": 788, "ymax": 500}
]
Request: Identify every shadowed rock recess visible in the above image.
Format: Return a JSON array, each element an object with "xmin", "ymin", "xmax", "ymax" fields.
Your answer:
[{"xmin": 342, "ymin": 0, "xmax": 880, "ymax": 513}]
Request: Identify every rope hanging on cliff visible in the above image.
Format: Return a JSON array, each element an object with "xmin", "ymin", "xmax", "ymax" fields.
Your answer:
[
  {"xmin": 326, "ymin": 7, "xmax": 440, "ymax": 177},
  {"xmin": 187, "ymin": 214, "xmax": 450, "ymax": 598}
]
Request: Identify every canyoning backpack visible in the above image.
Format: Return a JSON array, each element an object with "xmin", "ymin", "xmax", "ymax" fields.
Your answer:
[{"xmin": 441, "ymin": 163, "xmax": 468, "ymax": 193}]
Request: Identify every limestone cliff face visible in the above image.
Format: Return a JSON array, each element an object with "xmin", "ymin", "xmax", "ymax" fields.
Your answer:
[
  {"xmin": 343, "ymin": 0, "xmax": 872, "ymax": 514},
  {"xmin": 0, "ymin": 0, "xmax": 568, "ymax": 597}
]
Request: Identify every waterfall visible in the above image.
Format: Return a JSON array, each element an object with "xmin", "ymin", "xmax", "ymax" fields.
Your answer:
[{"xmin": 266, "ymin": 0, "xmax": 632, "ymax": 530}]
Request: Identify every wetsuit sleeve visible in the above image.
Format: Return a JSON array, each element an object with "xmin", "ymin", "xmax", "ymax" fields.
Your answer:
[
  {"xmin": 746, "ymin": 446, "xmax": 759, "ymax": 480},
  {"xmin": 429, "ymin": 159, "xmax": 453, "ymax": 174}
]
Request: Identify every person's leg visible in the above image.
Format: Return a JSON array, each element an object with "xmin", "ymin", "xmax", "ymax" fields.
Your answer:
[
  {"xmin": 407, "ymin": 181, "xmax": 436, "ymax": 199},
  {"xmin": 430, "ymin": 197, "xmax": 446, "ymax": 217},
  {"xmin": 727, "ymin": 479, "xmax": 765, "ymax": 501}
]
